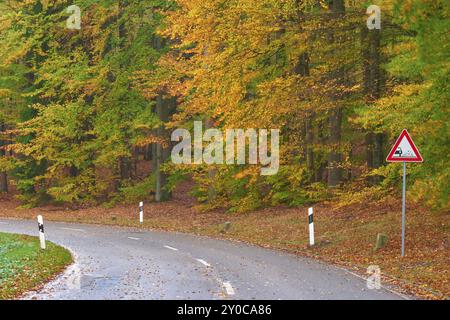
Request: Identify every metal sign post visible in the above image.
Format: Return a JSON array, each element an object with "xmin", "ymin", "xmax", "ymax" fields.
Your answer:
[{"xmin": 401, "ymin": 162, "xmax": 406, "ymax": 257}]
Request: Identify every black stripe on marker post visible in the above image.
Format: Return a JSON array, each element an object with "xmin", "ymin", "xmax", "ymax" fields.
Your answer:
[{"xmin": 37, "ymin": 215, "xmax": 46, "ymax": 249}]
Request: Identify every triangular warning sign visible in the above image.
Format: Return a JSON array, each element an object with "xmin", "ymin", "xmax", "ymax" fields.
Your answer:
[{"xmin": 386, "ymin": 129, "xmax": 423, "ymax": 163}]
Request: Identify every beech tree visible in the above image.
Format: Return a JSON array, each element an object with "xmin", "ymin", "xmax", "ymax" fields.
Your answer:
[{"xmin": 0, "ymin": 0, "xmax": 447, "ymax": 211}]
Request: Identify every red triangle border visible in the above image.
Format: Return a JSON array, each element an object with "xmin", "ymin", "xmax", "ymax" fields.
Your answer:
[{"xmin": 386, "ymin": 129, "xmax": 423, "ymax": 162}]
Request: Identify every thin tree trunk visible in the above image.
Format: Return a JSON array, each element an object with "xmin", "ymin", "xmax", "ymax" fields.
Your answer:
[
  {"xmin": 327, "ymin": 0, "xmax": 345, "ymax": 188},
  {"xmin": 327, "ymin": 108, "xmax": 343, "ymax": 187},
  {"xmin": 132, "ymin": 147, "xmax": 138, "ymax": 178},
  {"xmin": 305, "ymin": 114, "xmax": 315, "ymax": 174},
  {"xmin": 0, "ymin": 166, "xmax": 7, "ymax": 193},
  {"xmin": 0, "ymin": 123, "xmax": 8, "ymax": 193},
  {"xmin": 294, "ymin": 50, "xmax": 315, "ymax": 179},
  {"xmin": 362, "ymin": 25, "xmax": 384, "ymax": 184},
  {"xmin": 315, "ymin": 119, "xmax": 327, "ymax": 182},
  {"xmin": 144, "ymin": 144, "xmax": 152, "ymax": 161},
  {"xmin": 154, "ymin": 94, "xmax": 176, "ymax": 202},
  {"xmin": 155, "ymin": 95, "xmax": 168, "ymax": 202},
  {"xmin": 373, "ymin": 133, "xmax": 383, "ymax": 167},
  {"xmin": 0, "ymin": 172, "xmax": 6, "ymax": 193},
  {"xmin": 151, "ymin": 143, "xmax": 157, "ymax": 173},
  {"xmin": 370, "ymin": 28, "xmax": 384, "ymax": 180},
  {"xmin": 119, "ymin": 157, "xmax": 132, "ymax": 180},
  {"xmin": 205, "ymin": 117, "xmax": 217, "ymax": 203},
  {"xmin": 153, "ymin": 30, "xmax": 175, "ymax": 202},
  {"xmin": 365, "ymin": 131, "xmax": 374, "ymax": 169}
]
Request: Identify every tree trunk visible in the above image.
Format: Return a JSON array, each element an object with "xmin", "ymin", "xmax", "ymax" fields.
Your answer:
[
  {"xmin": 315, "ymin": 119, "xmax": 327, "ymax": 182},
  {"xmin": 327, "ymin": 0, "xmax": 345, "ymax": 188},
  {"xmin": 119, "ymin": 157, "xmax": 132, "ymax": 180},
  {"xmin": 132, "ymin": 147, "xmax": 138, "ymax": 178},
  {"xmin": 362, "ymin": 25, "xmax": 385, "ymax": 184},
  {"xmin": 369, "ymin": 28, "xmax": 384, "ymax": 179},
  {"xmin": 0, "ymin": 172, "xmax": 6, "ymax": 193},
  {"xmin": 305, "ymin": 114, "xmax": 315, "ymax": 175},
  {"xmin": 154, "ymin": 95, "xmax": 176, "ymax": 202},
  {"xmin": 144, "ymin": 144, "xmax": 152, "ymax": 161},
  {"xmin": 292, "ymin": 27, "xmax": 314, "ymax": 179},
  {"xmin": 0, "ymin": 123, "xmax": 8, "ymax": 193},
  {"xmin": 327, "ymin": 108, "xmax": 343, "ymax": 187},
  {"xmin": 151, "ymin": 143, "xmax": 157, "ymax": 173},
  {"xmin": 205, "ymin": 117, "xmax": 217, "ymax": 203},
  {"xmin": 365, "ymin": 131, "xmax": 374, "ymax": 169},
  {"xmin": 297, "ymin": 53, "xmax": 315, "ymax": 178},
  {"xmin": 155, "ymin": 95, "xmax": 168, "ymax": 202}
]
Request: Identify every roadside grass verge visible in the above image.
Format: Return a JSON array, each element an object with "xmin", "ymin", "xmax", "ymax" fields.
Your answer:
[
  {"xmin": 0, "ymin": 232, "xmax": 72, "ymax": 299},
  {"xmin": 0, "ymin": 195, "xmax": 448, "ymax": 299}
]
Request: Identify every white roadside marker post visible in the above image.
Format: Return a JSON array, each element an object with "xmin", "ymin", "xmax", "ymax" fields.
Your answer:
[
  {"xmin": 308, "ymin": 207, "xmax": 314, "ymax": 246},
  {"xmin": 37, "ymin": 215, "xmax": 46, "ymax": 250},
  {"xmin": 139, "ymin": 201, "xmax": 144, "ymax": 224}
]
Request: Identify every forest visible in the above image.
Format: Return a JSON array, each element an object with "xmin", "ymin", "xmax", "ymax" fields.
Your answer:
[{"xmin": 0, "ymin": 0, "xmax": 448, "ymax": 213}]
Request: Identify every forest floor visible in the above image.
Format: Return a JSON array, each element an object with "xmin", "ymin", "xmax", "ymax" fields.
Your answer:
[
  {"xmin": 0, "ymin": 185, "xmax": 448, "ymax": 300},
  {"xmin": 0, "ymin": 232, "xmax": 72, "ymax": 299}
]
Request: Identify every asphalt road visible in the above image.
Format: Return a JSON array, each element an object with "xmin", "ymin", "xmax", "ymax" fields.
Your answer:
[{"xmin": 0, "ymin": 218, "xmax": 406, "ymax": 300}]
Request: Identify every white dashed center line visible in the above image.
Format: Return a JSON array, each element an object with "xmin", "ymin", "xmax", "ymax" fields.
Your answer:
[
  {"xmin": 60, "ymin": 227, "xmax": 86, "ymax": 232},
  {"xmin": 223, "ymin": 282, "xmax": 235, "ymax": 295},
  {"xmin": 196, "ymin": 259, "xmax": 211, "ymax": 267},
  {"xmin": 164, "ymin": 245, "xmax": 179, "ymax": 251},
  {"xmin": 127, "ymin": 237, "xmax": 140, "ymax": 241}
]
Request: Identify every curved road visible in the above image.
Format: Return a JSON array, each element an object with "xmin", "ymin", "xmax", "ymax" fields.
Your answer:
[{"xmin": 0, "ymin": 219, "xmax": 406, "ymax": 300}]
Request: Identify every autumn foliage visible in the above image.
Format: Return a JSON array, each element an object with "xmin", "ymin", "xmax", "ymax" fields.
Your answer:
[{"xmin": 0, "ymin": 0, "xmax": 448, "ymax": 212}]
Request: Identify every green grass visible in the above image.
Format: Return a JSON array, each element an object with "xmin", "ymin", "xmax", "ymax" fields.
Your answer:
[{"xmin": 0, "ymin": 232, "xmax": 72, "ymax": 299}]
